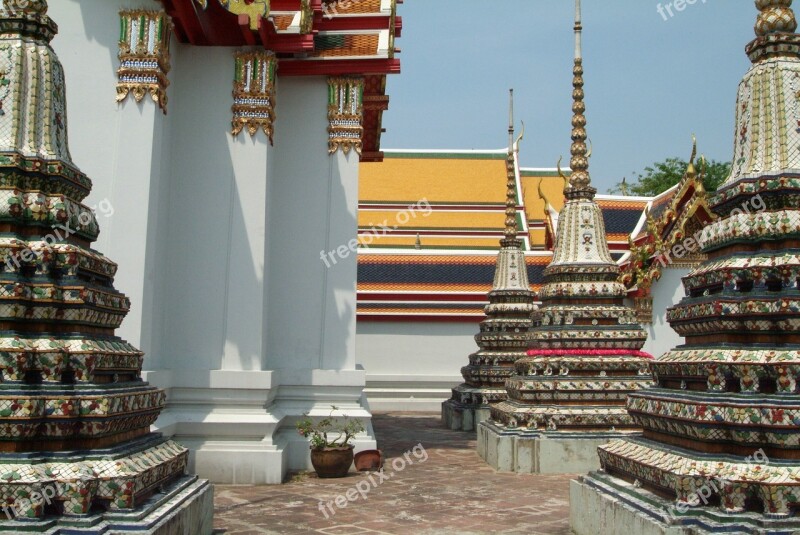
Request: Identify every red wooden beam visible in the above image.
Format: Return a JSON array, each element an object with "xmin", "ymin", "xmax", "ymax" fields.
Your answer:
[
  {"xmin": 160, "ymin": 0, "xmax": 207, "ymax": 45},
  {"xmin": 272, "ymin": 0, "xmax": 302, "ymax": 10},
  {"xmin": 277, "ymin": 58, "xmax": 400, "ymax": 77},
  {"xmin": 357, "ymin": 314, "xmax": 483, "ymax": 324},
  {"xmin": 238, "ymin": 14, "xmax": 257, "ymax": 46},
  {"xmin": 272, "ymin": 34, "xmax": 316, "ymax": 53},
  {"xmin": 257, "ymin": 15, "xmax": 277, "ymax": 48},
  {"xmin": 358, "ymin": 293, "xmax": 487, "ymax": 302}
]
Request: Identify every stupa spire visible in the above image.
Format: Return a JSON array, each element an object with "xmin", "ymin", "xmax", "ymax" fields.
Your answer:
[
  {"xmin": 723, "ymin": 0, "xmax": 800, "ymax": 186},
  {"xmin": 565, "ymin": 0, "xmax": 595, "ymax": 200},
  {"xmin": 480, "ymin": 1, "xmax": 651, "ymax": 465},
  {"xmin": 503, "ymin": 89, "xmax": 522, "ymax": 247},
  {"xmin": 441, "ymin": 91, "xmax": 536, "ymax": 431}
]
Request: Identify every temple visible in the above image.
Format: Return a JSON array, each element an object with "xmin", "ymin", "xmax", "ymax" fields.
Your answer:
[
  {"xmin": 0, "ymin": 1, "xmax": 210, "ymax": 532},
  {"xmin": 441, "ymin": 90, "xmax": 537, "ymax": 431},
  {"xmin": 476, "ymin": 0, "xmax": 654, "ymax": 474},
  {"xmin": 572, "ymin": 1, "xmax": 800, "ymax": 532}
]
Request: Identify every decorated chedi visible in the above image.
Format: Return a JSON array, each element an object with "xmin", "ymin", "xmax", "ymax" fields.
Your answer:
[
  {"xmin": 478, "ymin": 0, "xmax": 653, "ymax": 474},
  {"xmin": 442, "ymin": 90, "xmax": 536, "ymax": 432},
  {"xmin": 0, "ymin": 1, "xmax": 211, "ymax": 532},
  {"xmin": 572, "ymin": 2, "xmax": 800, "ymax": 533}
]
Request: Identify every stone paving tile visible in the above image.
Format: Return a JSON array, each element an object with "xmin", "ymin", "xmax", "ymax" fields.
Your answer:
[{"xmin": 214, "ymin": 412, "xmax": 575, "ymax": 534}]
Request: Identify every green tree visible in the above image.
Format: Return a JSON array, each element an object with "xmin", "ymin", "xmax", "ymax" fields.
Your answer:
[{"xmin": 610, "ymin": 157, "xmax": 731, "ymax": 196}]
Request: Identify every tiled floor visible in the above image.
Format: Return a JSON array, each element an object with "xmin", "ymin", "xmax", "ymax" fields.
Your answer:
[{"xmin": 213, "ymin": 413, "xmax": 575, "ymax": 534}]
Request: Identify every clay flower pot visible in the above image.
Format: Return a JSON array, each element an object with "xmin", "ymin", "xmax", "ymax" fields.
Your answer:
[
  {"xmin": 310, "ymin": 445, "xmax": 354, "ymax": 478},
  {"xmin": 354, "ymin": 449, "xmax": 383, "ymax": 471}
]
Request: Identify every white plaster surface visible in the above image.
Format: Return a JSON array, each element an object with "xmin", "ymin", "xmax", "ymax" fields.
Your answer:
[
  {"xmin": 640, "ymin": 267, "xmax": 690, "ymax": 358},
  {"xmin": 357, "ymin": 321, "xmax": 472, "ymax": 409}
]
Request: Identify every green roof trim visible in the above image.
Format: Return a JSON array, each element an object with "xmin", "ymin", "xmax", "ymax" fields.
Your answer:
[
  {"xmin": 381, "ymin": 151, "xmax": 507, "ymax": 160},
  {"xmin": 520, "ymin": 169, "xmax": 572, "ymax": 177}
]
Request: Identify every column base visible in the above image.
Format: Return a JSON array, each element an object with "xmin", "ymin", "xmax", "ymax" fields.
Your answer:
[
  {"xmin": 143, "ymin": 369, "xmax": 376, "ymax": 484},
  {"xmin": 477, "ymin": 420, "xmax": 638, "ymax": 474},
  {"xmin": 570, "ymin": 470, "xmax": 800, "ymax": 535}
]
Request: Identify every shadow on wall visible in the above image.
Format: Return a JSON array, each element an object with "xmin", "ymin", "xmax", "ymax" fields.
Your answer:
[
  {"xmin": 58, "ymin": 1, "xmax": 358, "ymax": 376},
  {"xmin": 267, "ymin": 75, "xmax": 358, "ymax": 373}
]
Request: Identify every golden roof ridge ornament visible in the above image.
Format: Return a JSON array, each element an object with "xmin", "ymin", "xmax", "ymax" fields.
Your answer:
[
  {"xmin": 686, "ymin": 133, "xmax": 697, "ymax": 176},
  {"xmin": 537, "ymin": 176, "xmax": 552, "ymax": 210},
  {"xmin": 502, "ymin": 88, "xmax": 522, "ymax": 248},
  {"xmin": 565, "ymin": 0, "xmax": 596, "ymax": 201},
  {"xmin": 557, "ymin": 155, "xmax": 568, "ymax": 189}
]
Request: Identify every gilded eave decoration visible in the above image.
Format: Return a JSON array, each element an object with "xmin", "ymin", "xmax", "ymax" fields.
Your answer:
[
  {"xmin": 620, "ymin": 142, "xmax": 716, "ymax": 319},
  {"xmin": 117, "ymin": 10, "xmax": 172, "ymax": 114},
  {"xmin": 231, "ymin": 50, "xmax": 277, "ymax": 142},
  {"xmin": 220, "ymin": 0, "xmax": 270, "ymax": 30},
  {"xmin": 328, "ymin": 76, "xmax": 364, "ymax": 155},
  {"xmin": 300, "ymin": 0, "xmax": 313, "ymax": 34}
]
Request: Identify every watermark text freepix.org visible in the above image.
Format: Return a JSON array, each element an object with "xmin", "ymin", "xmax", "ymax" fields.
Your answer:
[
  {"xmin": 3, "ymin": 198, "xmax": 114, "ymax": 271},
  {"xmin": 319, "ymin": 198, "xmax": 432, "ymax": 268},
  {"xmin": 655, "ymin": 194, "xmax": 765, "ymax": 269},
  {"xmin": 662, "ymin": 448, "xmax": 768, "ymax": 520},
  {"xmin": 657, "ymin": 0, "xmax": 708, "ymax": 21},
  {"xmin": 318, "ymin": 443, "xmax": 428, "ymax": 519}
]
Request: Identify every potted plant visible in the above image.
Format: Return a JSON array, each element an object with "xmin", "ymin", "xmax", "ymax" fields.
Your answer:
[{"xmin": 296, "ymin": 405, "xmax": 364, "ymax": 478}]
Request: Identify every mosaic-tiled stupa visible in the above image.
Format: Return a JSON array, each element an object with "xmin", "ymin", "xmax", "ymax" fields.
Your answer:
[
  {"xmin": 572, "ymin": 1, "xmax": 800, "ymax": 533},
  {"xmin": 0, "ymin": 1, "xmax": 211, "ymax": 532},
  {"xmin": 442, "ymin": 90, "xmax": 536, "ymax": 431},
  {"xmin": 478, "ymin": 0, "xmax": 653, "ymax": 474}
]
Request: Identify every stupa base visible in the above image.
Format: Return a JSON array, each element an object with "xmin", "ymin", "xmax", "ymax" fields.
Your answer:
[
  {"xmin": 571, "ymin": 470, "xmax": 800, "ymax": 535},
  {"xmin": 441, "ymin": 400, "xmax": 492, "ymax": 432},
  {"xmin": 477, "ymin": 419, "xmax": 639, "ymax": 474},
  {"xmin": 0, "ymin": 474, "xmax": 213, "ymax": 535}
]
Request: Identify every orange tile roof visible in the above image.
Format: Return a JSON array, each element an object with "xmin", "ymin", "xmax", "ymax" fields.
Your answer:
[
  {"xmin": 314, "ymin": 34, "xmax": 380, "ymax": 58},
  {"xmin": 328, "ymin": 0, "xmax": 383, "ymax": 14},
  {"xmin": 272, "ymin": 14, "xmax": 294, "ymax": 31},
  {"xmin": 356, "ymin": 153, "xmax": 658, "ymax": 320}
]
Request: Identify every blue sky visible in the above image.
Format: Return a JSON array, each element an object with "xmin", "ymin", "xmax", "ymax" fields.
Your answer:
[{"xmin": 382, "ymin": 0, "xmax": 755, "ymax": 193}]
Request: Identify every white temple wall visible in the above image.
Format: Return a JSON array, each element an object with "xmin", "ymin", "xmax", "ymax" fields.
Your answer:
[
  {"xmin": 50, "ymin": 0, "xmax": 168, "ymax": 357},
  {"xmin": 267, "ymin": 77, "xmax": 373, "ymax": 475},
  {"xmin": 640, "ymin": 266, "xmax": 690, "ymax": 358},
  {"xmin": 356, "ymin": 321, "xmax": 471, "ymax": 411},
  {"xmin": 267, "ymin": 76, "xmax": 359, "ymax": 373},
  {"xmin": 161, "ymin": 44, "xmax": 270, "ymax": 373}
]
